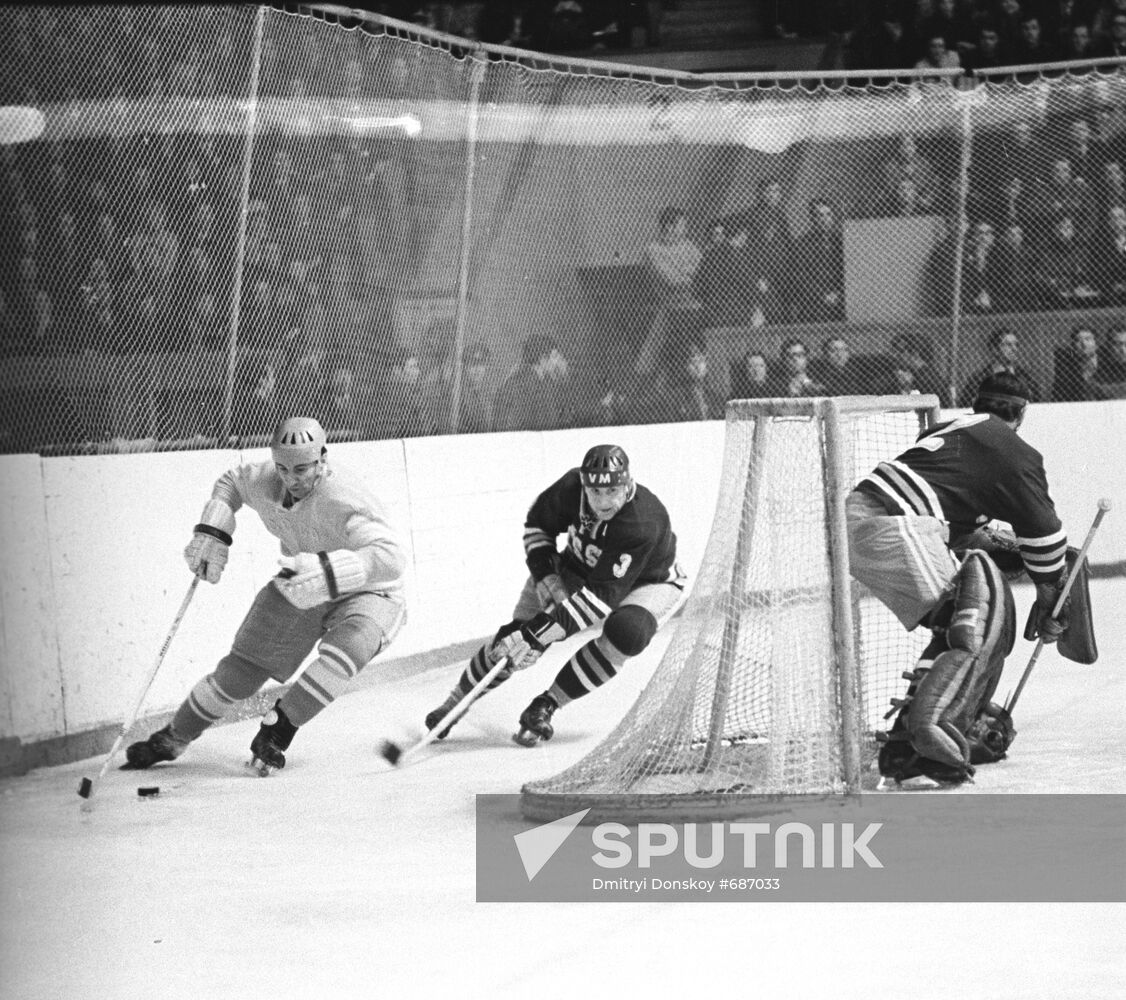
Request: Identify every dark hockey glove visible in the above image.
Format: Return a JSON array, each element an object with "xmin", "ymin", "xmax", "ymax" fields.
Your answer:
[
  {"xmin": 1025, "ymin": 580, "xmax": 1071, "ymax": 645},
  {"xmin": 959, "ymin": 524, "xmax": 1024, "ymax": 578}
]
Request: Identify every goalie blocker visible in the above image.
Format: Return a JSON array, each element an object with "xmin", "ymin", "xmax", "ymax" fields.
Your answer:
[{"xmin": 1025, "ymin": 545, "xmax": 1098, "ymax": 665}]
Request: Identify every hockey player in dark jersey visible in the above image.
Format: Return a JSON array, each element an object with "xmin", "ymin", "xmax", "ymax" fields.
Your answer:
[
  {"xmin": 846, "ymin": 372, "xmax": 1071, "ymax": 783},
  {"xmin": 425, "ymin": 444, "xmax": 686, "ymax": 746}
]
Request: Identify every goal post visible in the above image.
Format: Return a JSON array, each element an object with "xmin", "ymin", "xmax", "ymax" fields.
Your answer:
[{"xmin": 520, "ymin": 394, "xmax": 940, "ymax": 824}]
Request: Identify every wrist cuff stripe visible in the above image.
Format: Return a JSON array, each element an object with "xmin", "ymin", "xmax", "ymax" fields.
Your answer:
[
  {"xmin": 194, "ymin": 524, "xmax": 233, "ymax": 547},
  {"xmin": 318, "ymin": 551, "xmax": 339, "ymax": 600}
]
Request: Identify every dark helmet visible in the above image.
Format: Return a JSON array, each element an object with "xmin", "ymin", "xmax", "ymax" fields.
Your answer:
[{"xmin": 580, "ymin": 444, "xmax": 631, "ymax": 487}]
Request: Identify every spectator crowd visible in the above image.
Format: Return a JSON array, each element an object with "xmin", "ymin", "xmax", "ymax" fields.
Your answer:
[{"xmin": 1, "ymin": 3, "xmax": 1124, "ymax": 455}]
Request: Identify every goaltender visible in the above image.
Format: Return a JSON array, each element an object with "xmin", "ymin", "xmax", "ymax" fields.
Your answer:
[{"xmin": 846, "ymin": 372, "xmax": 1093, "ymax": 784}]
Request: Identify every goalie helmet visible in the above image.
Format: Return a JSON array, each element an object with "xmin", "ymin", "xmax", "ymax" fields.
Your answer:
[
  {"xmin": 580, "ymin": 444, "xmax": 631, "ymax": 488},
  {"xmin": 270, "ymin": 416, "xmax": 326, "ymax": 466}
]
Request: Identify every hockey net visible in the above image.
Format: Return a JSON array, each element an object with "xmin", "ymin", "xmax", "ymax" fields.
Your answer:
[{"xmin": 521, "ymin": 394, "xmax": 939, "ymax": 823}]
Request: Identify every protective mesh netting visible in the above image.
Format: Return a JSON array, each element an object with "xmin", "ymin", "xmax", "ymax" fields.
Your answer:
[
  {"xmin": 521, "ymin": 395, "xmax": 935, "ymax": 822},
  {"xmin": 2, "ymin": 6, "xmax": 1124, "ymax": 455}
]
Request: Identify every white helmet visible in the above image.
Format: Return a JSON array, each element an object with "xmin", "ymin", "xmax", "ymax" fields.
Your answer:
[{"xmin": 270, "ymin": 417, "xmax": 326, "ymax": 466}]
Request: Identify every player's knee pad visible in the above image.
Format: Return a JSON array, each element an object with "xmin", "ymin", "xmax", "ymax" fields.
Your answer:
[
  {"xmin": 212, "ymin": 652, "xmax": 274, "ymax": 700},
  {"xmin": 601, "ymin": 605, "xmax": 658, "ymax": 658},
  {"xmin": 318, "ymin": 617, "xmax": 384, "ymax": 681}
]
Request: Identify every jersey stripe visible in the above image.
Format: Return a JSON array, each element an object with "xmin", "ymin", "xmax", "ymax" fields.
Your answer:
[
  {"xmin": 561, "ymin": 586, "xmax": 612, "ymax": 633},
  {"xmin": 523, "ymin": 526, "xmax": 554, "ymax": 554},
  {"xmin": 868, "ymin": 461, "xmax": 947, "ymax": 520},
  {"xmin": 1017, "ymin": 527, "xmax": 1068, "ymax": 579}
]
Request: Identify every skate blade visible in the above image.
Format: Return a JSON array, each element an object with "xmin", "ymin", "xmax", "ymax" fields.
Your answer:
[
  {"xmin": 245, "ymin": 757, "xmax": 279, "ymax": 777},
  {"xmin": 512, "ymin": 729, "xmax": 546, "ymax": 748}
]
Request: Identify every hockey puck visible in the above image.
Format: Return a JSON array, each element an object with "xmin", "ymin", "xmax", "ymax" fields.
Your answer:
[
  {"xmin": 137, "ymin": 786, "xmax": 160, "ymax": 797},
  {"xmin": 378, "ymin": 740, "xmax": 402, "ymax": 766},
  {"xmin": 77, "ymin": 777, "xmax": 93, "ymax": 799}
]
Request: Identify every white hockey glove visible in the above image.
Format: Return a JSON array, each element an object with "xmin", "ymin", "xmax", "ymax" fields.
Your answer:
[
  {"xmin": 275, "ymin": 550, "xmax": 367, "ymax": 609},
  {"xmin": 534, "ymin": 573, "xmax": 569, "ymax": 611},
  {"xmin": 184, "ymin": 499, "xmax": 236, "ymax": 584},
  {"xmin": 494, "ymin": 613, "xmax": 567, "ymax": 671}
]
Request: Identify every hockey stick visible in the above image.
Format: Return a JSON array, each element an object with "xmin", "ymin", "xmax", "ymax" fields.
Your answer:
[
  {"xmin": 379, "ymin": 654, "xmax": 511, "ymax": 767},
  {"xmin": 1002, "ymin": 498, "xmax": 1111, "ymax": 716},
  {"xmin": 78, "ymin": 574, "xmax": 200, "ymax": 810}
]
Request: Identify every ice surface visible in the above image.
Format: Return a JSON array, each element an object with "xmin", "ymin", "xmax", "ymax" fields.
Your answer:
[{"xmin": 1, "ymin": 582, "xmax": 1123, "ymax": 998}]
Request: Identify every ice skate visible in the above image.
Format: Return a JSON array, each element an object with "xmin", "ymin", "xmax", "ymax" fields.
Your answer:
[
  {"xmin": 513, "ymin": 693, "xmax": 558, "ymax": 747},
  {"xmin": 247, "ymin": 702, "xmax": 298, "ymax": 776},
  {"xmin": 122, "ymin": 725, "xmax": 189, "ymax": 769},
  {"xmin": 424, "ymin": 695, "xmax": 463, "ymax": 740}
]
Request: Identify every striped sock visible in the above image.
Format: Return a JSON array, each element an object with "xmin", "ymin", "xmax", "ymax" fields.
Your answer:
[{"xmin": 547, "ymin": 637, "xmax": 619, "ymax": 707}]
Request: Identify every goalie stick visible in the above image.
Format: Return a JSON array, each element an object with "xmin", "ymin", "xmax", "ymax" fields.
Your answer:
[
  {"xmin": 1003, "ymin": 497, "xmax": 1111, "ymax": 716},
  {"xmin": 379, "ymin": 654, "xmax": 511, "ymax": 767},
  {"xmin": 78, "ymin": 574, "xmax": 200, "ymax": 811}
]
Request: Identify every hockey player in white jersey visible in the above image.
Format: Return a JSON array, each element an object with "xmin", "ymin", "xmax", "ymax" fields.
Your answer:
[{"xmin": 125, "ymin": 417, "xmax": 407, "ymax": 774}]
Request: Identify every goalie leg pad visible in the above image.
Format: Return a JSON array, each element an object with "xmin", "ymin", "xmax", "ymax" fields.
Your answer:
[
  {"xmin": 907, "ymin": 551, "xmax": 1015, "ymax": 773},
  {"xmin": 602, "ymin": 605, "xmax": 658, "ymax": 658},
  {"xmin": 877, "ymin": 730, "xmax": 974, "ymax": 784}
]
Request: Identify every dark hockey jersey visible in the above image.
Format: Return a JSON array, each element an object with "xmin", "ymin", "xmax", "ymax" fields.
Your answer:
[
  {"xmin": 523, "ymin": 468, "xmax": 680, "ymax": 636},
  {"xmin": 855, "ymin": 412, "xmax": 1067, "ymax": 584}
]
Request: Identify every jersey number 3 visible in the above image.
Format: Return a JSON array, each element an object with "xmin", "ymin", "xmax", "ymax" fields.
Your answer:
[{"xmin": 571, "ymin": 537, "xmax": 632, "ymax": 578}]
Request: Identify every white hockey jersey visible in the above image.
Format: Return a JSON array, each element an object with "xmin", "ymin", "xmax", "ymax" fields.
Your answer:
[{"xmin": 211, "ymin": 460, "xmax": 406, "ymax": 596}]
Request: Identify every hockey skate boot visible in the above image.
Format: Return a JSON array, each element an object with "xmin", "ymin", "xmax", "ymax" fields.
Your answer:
[
  {"xmin": 513, "ymin": 693, "xmax": 558, "ymax": 747},
  {"xmin": 122, "ymin": 724, "xmax": 189, "ymax": 769},
  {"xmin": 424, "ymin": 694, "xmax": 463, "ymax": 740},
  {"xmin": 248, "ymin": 701, "xmax": 298, "ymax": 776}
]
